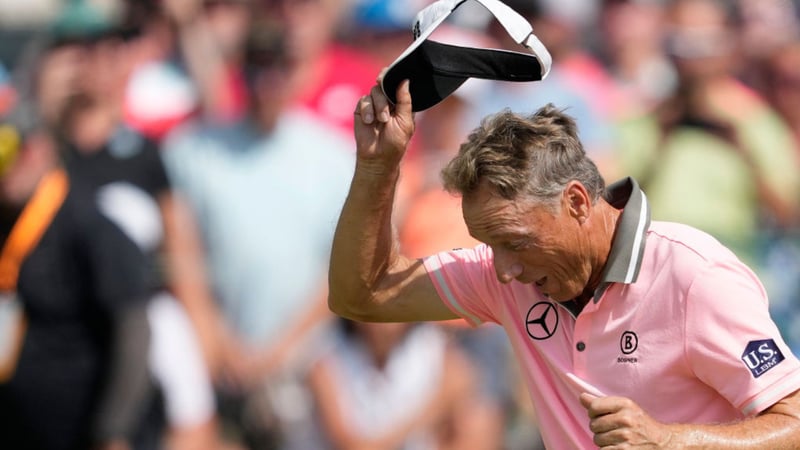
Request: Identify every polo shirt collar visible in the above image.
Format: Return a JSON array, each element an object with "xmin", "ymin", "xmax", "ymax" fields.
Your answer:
[{"xmin": 594, "ymin": 177, "xmax": 651, "ymax": 300}]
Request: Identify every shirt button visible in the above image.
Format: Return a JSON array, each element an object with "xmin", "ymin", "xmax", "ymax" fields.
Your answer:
[{"xmin": 576, "ymin": 341, "xmax": 586, "ymax": 352}]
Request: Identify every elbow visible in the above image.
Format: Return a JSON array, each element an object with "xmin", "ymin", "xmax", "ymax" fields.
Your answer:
[
  {"xmin": 327, "ymin": 291, "xmax": 350, "ymax": 318},
  {"xmin": 327, "ymin": 292, "xmax": 365, "ymax": 321},
  {"xmin": 327, "ymin": 287, "xmax": 380, "ymax": 322}
]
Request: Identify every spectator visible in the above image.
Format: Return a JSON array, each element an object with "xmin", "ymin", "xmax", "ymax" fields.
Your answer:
[
  {"xmin": 258, "ymin": 0, "xmax": 384, "ymax": 141},
  {"xmin": 759, "ymin": 38, "xmax": 800, "ymax": 353},
  {"xmin": 162, "ymin": 18, "xmax": 355, "ymax": 450},
  {"xmin": 613, "ymin": 0, "xmax": 800, "ymax": 270},
  {"xmin": 307, "ymin": 319, "xmax": 500, "ymax": 450},
  {"xmin": 26, "ymin": 4, "xmax": 222, "ymax": 448},
  {"xmin": 596, "ymin": 0, "xmax": 677, "ymax": 116},
  {"xmin": 736, "ymin": 0, "xmax": 800, "ymax": 94},
  {"xmin": 0, "ymin": 115, "xmax": 151, "ymax": 450},
  {"xmin": 122, "ymin": 0, "xmax": 251, "ymax": 141},
  {"xmin": 764, "ymin": 39, "xmax": 800, "ymax": 150}
]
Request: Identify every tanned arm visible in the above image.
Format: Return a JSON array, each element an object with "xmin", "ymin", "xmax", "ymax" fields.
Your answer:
[
  {"xmin": 328, "ymin": 80, "xmax": 456, "ymax": 323},
  {"xmin": 581, "ymin": 389, "xmax": 800, "ymax": 448}
]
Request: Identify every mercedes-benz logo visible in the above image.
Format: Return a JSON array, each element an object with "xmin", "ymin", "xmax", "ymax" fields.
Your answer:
[{"xmin": 526, "ymin": 301, "xmax": 558, "ymax": 340}]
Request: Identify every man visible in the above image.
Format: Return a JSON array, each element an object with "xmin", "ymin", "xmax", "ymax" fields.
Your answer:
[
  {"xmin": 162, "ymin": 18, "xmax": 355, "ymax": 449},
  {"xmin": 328, "ymin": 79, "xmax": 800, "ymax": 448}
]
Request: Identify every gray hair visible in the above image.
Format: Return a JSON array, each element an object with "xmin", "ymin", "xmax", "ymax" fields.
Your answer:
[{"xmin": 441, "ymin": 103, "xmax": 605, "ymax": 207}]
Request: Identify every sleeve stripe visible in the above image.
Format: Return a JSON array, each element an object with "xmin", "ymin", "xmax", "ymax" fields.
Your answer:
[
  {"xmin": 429, "ymin": 263, "xmax": 483, "ymax": 326},
  {"xmin": 741, "ymin": 369, "xmax": 800, "ymax": 416}
]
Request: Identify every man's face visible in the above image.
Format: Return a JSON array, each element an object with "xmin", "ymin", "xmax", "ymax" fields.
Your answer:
[
  {"xmin": 37, "ymin": 38, "xmax": 128, "ymax": 128},
  {"xmin": 463, "ymin": 181, "xmax": 593, "ymax": 302}
]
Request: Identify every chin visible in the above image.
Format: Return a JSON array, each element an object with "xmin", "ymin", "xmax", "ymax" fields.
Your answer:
[{"xmin": 548, "ymin": 289, "xmax": 580, "ymax": 303}]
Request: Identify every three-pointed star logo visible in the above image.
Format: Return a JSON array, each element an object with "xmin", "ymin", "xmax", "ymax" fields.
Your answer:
[{"xmin": 526, "ymin": 301, "xmax": 559, "ymax": 340}]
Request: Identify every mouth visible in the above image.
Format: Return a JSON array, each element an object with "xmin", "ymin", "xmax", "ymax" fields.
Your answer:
[{"xmin": 534, "ymin": 276, "xmax": 550, "ymax": 297}]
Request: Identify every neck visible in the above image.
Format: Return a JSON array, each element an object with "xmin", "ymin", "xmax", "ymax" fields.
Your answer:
[
  {"xmin": 68, "ymin": 105, "xmax": 118, "ymax": 153},
  {"xmin": 585, "ymin": 200, "xmax": 622, "ymax": 296}
]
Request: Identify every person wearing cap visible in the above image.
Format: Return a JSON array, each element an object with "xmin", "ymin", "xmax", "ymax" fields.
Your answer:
[
  {"xmin": 328, "ymin": 2, "xmax": 800, "ymax": 447},
  {"xmin": 328, "ymin": 0, "xmax": 800, "ymax": 449},
  {"xmin": 333, "ymin": 79, "xmax": 800, "ymax": 448}
]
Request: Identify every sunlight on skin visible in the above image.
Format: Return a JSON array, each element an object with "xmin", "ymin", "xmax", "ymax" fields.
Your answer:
[{"xmin": 462, "ymin": 180, "xmax": 617, "ymax": 303}]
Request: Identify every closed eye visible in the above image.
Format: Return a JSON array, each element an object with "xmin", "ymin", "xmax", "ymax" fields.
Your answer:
[{"xmin": 505, "ymin": 239, "xmax": 531, "ymax": 252}]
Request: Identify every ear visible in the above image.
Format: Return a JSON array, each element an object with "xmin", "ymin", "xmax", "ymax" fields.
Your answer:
[{"xmin": 563, "ymin": 181, "xmax": 591, "ymax": 224}]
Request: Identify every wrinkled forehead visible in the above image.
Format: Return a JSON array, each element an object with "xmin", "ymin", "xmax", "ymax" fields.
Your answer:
[
  {"xmin": 462, "ymin": 184, "xmax": 534, "ymax": 231},
  {"xmin": 461, "ymin": 180, "xmax": 502, "ymax": 213}
]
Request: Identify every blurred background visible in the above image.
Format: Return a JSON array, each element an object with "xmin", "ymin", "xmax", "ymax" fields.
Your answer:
[{"xmin": 0, "ymin": 0, "xmax": 799, "ymax": 449}]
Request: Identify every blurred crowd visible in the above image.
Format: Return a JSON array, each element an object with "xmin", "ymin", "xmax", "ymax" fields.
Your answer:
[{"xmin": 0, "ymin": 0, "xmax": 799, "ymax": 449}]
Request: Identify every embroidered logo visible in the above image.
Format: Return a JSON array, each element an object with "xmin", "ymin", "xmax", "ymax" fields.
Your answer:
[
  {"xmin": 525, "ymin": 302, "xmax": 558, "ymax": 340},
  {"xmin": 741, "ymin": 339, "xmax": 785, "ymax": 378},
  {"xmin": 617, "ymin": 330, "xmax": 639, "ymax": 364}
]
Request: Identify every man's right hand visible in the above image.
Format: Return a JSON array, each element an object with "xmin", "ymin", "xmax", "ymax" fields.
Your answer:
[{"xmin": 353, "ymin": 78, "xmax": 415, "ymax": 168}]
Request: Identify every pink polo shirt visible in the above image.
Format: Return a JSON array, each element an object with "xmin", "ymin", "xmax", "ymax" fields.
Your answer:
[{"xmin": 423, "ymin": 178, "xmax": 800, "ymax": 450}]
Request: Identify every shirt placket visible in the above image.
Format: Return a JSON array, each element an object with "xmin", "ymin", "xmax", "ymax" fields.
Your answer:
[{"xmin": 570, "ymin": 300, "xmax": 601, "ymax": 376}]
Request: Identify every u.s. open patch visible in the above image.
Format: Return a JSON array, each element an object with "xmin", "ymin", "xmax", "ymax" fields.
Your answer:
[{"xmin": 741, "ymin": 339, "xmax": 785, "ymax": 378}]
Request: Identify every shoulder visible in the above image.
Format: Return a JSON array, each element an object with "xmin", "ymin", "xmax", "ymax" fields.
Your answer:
[
  {"xmin": 161, "ymin": 120, "xmax": 256, "ymax": 175},
  {"xmin": 54, "ymin": 186, "xmax": 142, "ymax": 259},
  {"xmin": 647, "ymin": 221, "xmax": 735, "ymax": 261},
  {"xmin": 646, "ymin": 221, "xmax": 739, "ymax": 263},
  {"xmin": 642, "ymin": 221, "xmax": 758, "ymax": 290},
  {"xmin": 161, "ymin": 120, "xmax": 211, "ymax": 152},
  {"xmin": 424, "ymin": 244, "xmax": 495, "ymax": 271}
]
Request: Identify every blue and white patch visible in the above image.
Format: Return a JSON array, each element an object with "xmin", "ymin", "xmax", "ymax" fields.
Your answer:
[{"xmin": 741, "ymin": 339, "xmax": 785, "ymax": 378}]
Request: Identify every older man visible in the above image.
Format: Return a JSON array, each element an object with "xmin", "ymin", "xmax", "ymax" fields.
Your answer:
[{"xmin": 329, "ymin": 79, "xmax": 800, "ymax": 449}]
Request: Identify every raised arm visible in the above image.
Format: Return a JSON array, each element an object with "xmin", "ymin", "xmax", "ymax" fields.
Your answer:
[{"xmin": 328, "ymin": 79, "xmax": 457, "ymax": 323}]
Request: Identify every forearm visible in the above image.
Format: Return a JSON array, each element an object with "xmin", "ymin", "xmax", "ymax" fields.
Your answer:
[
  {"xmin": 91, "ymin": 302, "xmax": 152, "ymax": 444},
  {"xmin": 584, "ymin": 390, "xmax": 800, "ymax": 448},
  {"xmin": 161, "ymin": 193, "xmax": 226, "ymax": 373},
  {"xmin": 328, "ymin": 160, "xmax": 401, "ymax": 320},
  {"xmin": 666, "ymin": 413, "xmax": 800, "ymax": 449}
]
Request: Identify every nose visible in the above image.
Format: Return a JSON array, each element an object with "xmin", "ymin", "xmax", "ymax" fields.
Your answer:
[{"xmin": 494, "ymin": 249, "xmax": 523, "ymax": 284}]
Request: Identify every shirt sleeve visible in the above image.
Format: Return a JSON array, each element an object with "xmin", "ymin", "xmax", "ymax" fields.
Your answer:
[
  {"xmin": 685, "ymin": 257, "xmax": 800, "ymax": 416},
  {"xmin": 423, "ymin": 244, "xmax": 505, "ymax": 327}
]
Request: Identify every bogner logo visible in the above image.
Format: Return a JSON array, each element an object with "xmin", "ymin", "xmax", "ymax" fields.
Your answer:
[
  {"xmin": 741, "ymin": 339, "xmax": 784, "ymax": 378},
  {"xmin": 617, "ymin": 331, "xmax": 638, "ymax": 364}
]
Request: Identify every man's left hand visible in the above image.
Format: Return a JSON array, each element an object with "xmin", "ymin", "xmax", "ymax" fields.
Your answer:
[{"xmin": 580, "ymin": 393, "xmax": 674, "ymax": 449}]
